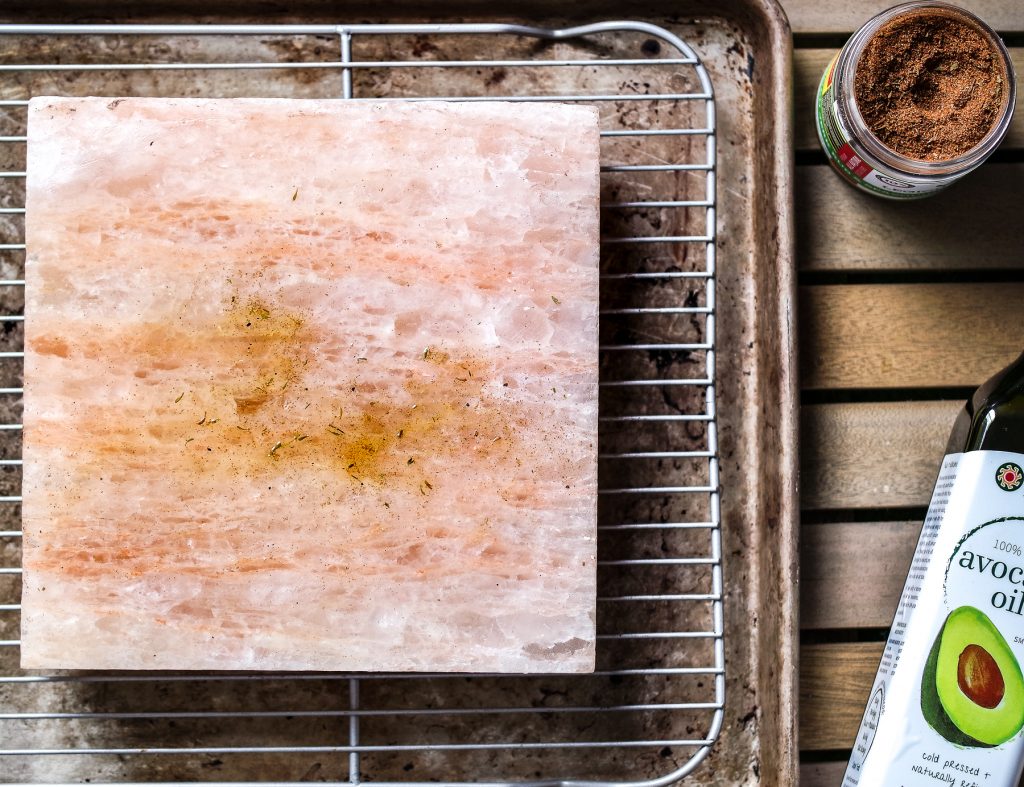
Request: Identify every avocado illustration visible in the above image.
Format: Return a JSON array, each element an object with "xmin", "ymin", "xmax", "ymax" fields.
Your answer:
[{"xmin": 921, "ymin": 606, "xmax": 1024, "ymax": 747}]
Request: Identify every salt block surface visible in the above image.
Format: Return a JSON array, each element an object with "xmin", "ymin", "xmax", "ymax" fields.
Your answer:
[{"xmin": 21, "ymin": 97, "xmax": 599, "ymax": 672}]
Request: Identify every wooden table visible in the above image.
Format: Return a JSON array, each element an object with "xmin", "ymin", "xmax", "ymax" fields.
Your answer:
[{"xmin": 781, "ymin": 0, "xmax": 1024, "ymax": 783}]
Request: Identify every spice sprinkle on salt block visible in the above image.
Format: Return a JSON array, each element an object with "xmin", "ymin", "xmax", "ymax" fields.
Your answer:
[{"xmin": 21, "ymin": 97, "xmax": 599, "ymax": 673}]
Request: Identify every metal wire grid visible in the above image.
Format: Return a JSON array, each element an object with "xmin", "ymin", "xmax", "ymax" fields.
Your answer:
[{"xmin": 0, "ymin": 21, "xmax": 720, "ymax": 786}]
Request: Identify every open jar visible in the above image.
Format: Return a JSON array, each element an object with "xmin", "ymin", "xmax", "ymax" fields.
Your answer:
[{"xmin": 816, "ymin": 1, "xmax": 1016, "ymax": 199}]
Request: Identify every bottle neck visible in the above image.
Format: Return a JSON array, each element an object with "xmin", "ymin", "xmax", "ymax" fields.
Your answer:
[{"xmin": 950, "ymin": 351, "xmax": 1024, "ymax": 454}]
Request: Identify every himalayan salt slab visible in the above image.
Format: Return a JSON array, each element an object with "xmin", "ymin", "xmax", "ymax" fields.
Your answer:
[{"xmin": 21, "ymin": 97, "xmax": 599, "ymax": 672}]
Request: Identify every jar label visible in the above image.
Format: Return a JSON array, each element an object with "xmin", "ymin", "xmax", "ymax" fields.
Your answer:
[
  {"xmin": 844, "ymin": 451, "xmax": 1024, "ymax": 786},
  {"xmin": 816, "ymin": 54, "xmax": 955, "ymax": 199}
]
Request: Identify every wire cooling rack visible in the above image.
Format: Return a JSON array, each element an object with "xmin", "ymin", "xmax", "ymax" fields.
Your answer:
[{"xmin": 0, "ymin": 21, "xmax": 720, "ymax": 786}]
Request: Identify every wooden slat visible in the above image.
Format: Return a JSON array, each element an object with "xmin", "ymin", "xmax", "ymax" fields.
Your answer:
[
  {"xmin": 800, "ymin": 641, "xmax": 882, "ymax": 750},
  {"xmin": 797, "ymin": 164, "xmax": 1024, "ymax": 271},
  {"xmin": 800, "ymin": 762, "xmax": 847, "ymax": 786},
  {"xmin": 801, "ymin": 521, "xmax": 916, "ymax": 628},
  {"xmin": 801, "ymin": 284, "xmax": 1024, "ymax": 389},
  {"xmin": 792, "ymin": 0, "xmax": 1024, "ymax": 773},
  {"xmin": 800, "ymin": 649, "xmax": 1024, "ymax": 781},
  {"xmin": 782, "ymin": 0, "xmax": 1024, "ymax": 34},
  {"xmin": 802, "ymin": 400, "xmax": 959, "ymax": 509},
  {"xmin": 794, "ymin": 49, "xmax": 1024, "ymax": 152}
]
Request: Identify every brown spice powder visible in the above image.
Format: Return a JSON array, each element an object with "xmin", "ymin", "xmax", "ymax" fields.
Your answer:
[{"xmin": 854, "ymin": 11, "xmax": 1007, "ymax": 161}]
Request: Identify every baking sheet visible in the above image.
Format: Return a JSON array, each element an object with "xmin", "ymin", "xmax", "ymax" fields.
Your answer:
[{"xmin": 0, "ymin": 1, "xmax": 797, "ymax": 784}]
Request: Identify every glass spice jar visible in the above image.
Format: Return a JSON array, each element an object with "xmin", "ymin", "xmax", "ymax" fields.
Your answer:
[{"xmin": 816, "ymin": 1, "xmax": 1016, "ymax": 199}]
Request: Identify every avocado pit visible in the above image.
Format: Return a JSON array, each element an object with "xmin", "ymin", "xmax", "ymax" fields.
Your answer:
[{"xmin": 958, "ymin": 643, "xmax": 1005, "ymax": 709}]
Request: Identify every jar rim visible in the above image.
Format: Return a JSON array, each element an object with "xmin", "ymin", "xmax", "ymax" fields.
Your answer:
[{"xmin": 835, "ymin": 0, "xmax": 1017, "ymax": 177}]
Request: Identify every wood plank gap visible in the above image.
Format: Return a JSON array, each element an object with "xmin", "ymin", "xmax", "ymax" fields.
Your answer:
[
  {"xmin": 800, "ymin": 269, "xmax": 1024, "ymax": 286},
  {"xmin": 801, "ymin": 507, "xmax": 927, "ymax": 525},
  {"xmin": 800, "ymin": 628, "xmax": 892, "ymax": 644},
  {"xmin": 801, "ymin": 387, "xmax": 972, "ymax": 405}
]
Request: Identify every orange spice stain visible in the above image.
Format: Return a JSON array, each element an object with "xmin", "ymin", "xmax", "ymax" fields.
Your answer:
[
  {"xmin": 70, "ymin": 286, "xmax": 518, "ymax": 481},
  {"xmin": 40, "ymin": 286, "xmax": 527, "ymax": 580},
  {"xmin": 28, "ymin": 335, "xmax": 71, "ymax": 358},
  {"xmin": 315, "ymin": 377, "xmax": 514, "ymax": 489},
  {"xmin": 212, "ymin": 295, "xmax": 308, "ymax": 414}
]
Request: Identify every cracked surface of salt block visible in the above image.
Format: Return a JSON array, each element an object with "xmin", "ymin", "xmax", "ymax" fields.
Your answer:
[{"xmin": 21, "ymin": 97, "xmax": 599, "ymax": 672}]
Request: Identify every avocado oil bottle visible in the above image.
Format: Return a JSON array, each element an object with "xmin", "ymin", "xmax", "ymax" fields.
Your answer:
[{"xmin": 844, "ymin": 352, "xmax": 1024, "ymax": 786}]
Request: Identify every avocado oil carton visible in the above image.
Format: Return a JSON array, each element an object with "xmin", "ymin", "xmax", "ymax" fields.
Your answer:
[{"xmin": 844, "ymin": 353, "xmax": 1024, "ymax": 786}]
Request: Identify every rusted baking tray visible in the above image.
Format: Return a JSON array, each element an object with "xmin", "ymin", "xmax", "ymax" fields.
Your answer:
[{"xmin": 0, "ymin": 0, "xmax": 796, "ymax": 784}]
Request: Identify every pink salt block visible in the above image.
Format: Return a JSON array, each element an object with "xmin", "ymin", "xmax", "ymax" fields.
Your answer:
[{"xmin": 20, "ymin": 97, "xmax": 599, "ymax": 672}]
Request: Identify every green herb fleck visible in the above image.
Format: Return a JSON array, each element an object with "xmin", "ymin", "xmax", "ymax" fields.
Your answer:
[
  {"xmin": 551, "ymin": 295, "xmax": 561, "ymax": 305},
  {"xmin": 197, "ymin": 412, "xmax": 207, "ymax": 426},
  {"xmin": 184, "ymin": 437, "xmax": 195, "ymax": 446},
  {"xmin": 407, "ymin": 457, "xmax": 415, "ymax": 465},
  {"xmin": 236, "ymin": 425, "xmax": 250, "ymax": 431},
  {"xmin": 292, "ymin": 188, "xmax": 298, "ymax": 201},
  {"xmin": 174, "ymin": 392, "xmax": 185, "ymax": 404},
  {"xmin": 296, "ymin": 434, "xmax": 309, "ymax": 442},
  {"xmin": 397, "ymin": 429, "xmax": 404, "ymax": 439}
]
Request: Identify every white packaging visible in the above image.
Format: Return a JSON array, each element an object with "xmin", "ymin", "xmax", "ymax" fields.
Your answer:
[{"xmin": 845, "ymin": 451, "xmax": 1024, "ymax": 786}]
